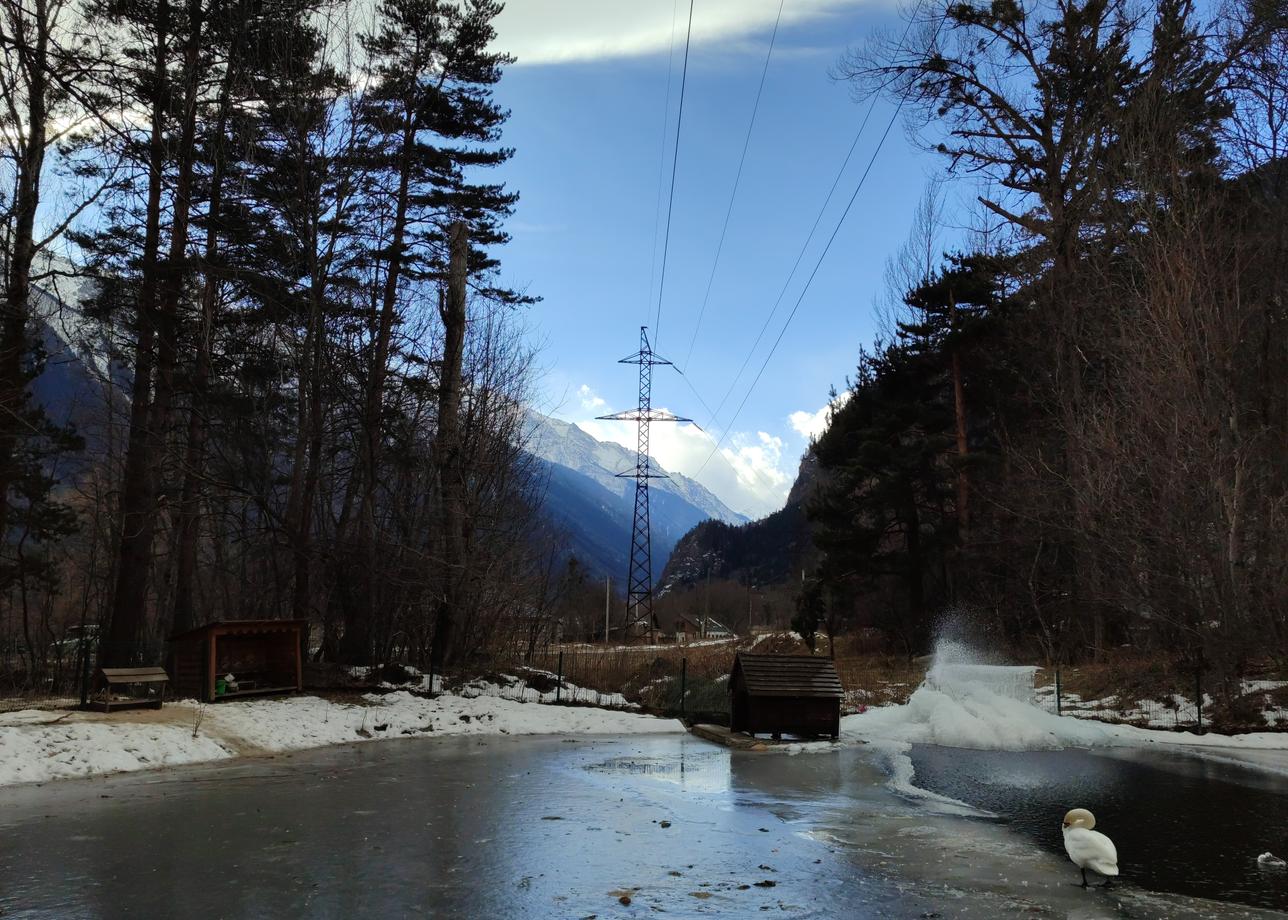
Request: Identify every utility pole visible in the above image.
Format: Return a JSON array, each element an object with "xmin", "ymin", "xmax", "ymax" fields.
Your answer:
[
  {"xmin": 604, "ymin": 576, "xmax": 611, "ymax": 646},
  {"xmin": 703, "ymin": 562, "xmax": 711, "ymax": 640},
  {"xmin": 598, "ymin": 327, "xmax": 690, "ymax": 640}
]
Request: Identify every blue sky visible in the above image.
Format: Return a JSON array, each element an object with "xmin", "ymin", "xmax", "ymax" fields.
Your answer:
[{"xmin": 489, "ymin": 1, "xmax": 959, "ymax": 518}]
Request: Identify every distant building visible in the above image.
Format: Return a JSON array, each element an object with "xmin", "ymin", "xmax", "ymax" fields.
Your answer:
[{"xmin": 655, "ymin": 610, "xmax": 734, "ymax": 644}]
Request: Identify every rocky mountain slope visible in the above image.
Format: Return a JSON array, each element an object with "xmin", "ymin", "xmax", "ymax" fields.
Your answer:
[
  {"xmin": 658, "ymin": 451, "xmax": 822, "ymax": 593},
  {"xmin": 525, "ymin": 411, "xmax": 747, "ymax": 581}
]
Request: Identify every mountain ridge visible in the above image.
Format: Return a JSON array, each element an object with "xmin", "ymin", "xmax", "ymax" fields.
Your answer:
[{"xmin": 524, "ymin": 410, "xmax": 748, "ymax": 584}]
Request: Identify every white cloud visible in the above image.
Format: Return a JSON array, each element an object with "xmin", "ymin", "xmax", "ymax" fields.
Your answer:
[
  {"xmin": 788, "ymin": 390, "xmax": 850, "ymax": 441},
  {"xmin": 558, "ymin": 389, "xmax": 855, "ymax": 518},
  {"xmin": 577, "ymin": 408, "xmax": 793, "ymax": 519},
  {"xmin": 494, "ymin": 0, "xmax": 875, "ymax": 66},
  {"xmin": 577, "ymin": 384, "xmax": 607, "ymax": 413}
]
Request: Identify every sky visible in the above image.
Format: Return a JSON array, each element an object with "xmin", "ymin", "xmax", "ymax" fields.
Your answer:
[{"xmin": 486, "ymin": 0, "xmax": 960, "ymax": 519}]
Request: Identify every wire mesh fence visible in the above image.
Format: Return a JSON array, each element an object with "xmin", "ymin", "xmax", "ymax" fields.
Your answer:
[
  {"xmin": 1036, "ymin": 664, "xmax": 1288, "ymax": 733},
  {"xmin": 1, "ymin": 640, "xmax": 91, "ymax": 714},
  {"xmin": 510, "ymin": 644, "xmax": 739, "ymax": 722},
  {"xmin": 0, "ymin": 638, "xmax": 160, "ymax": 714},
  {"xmin": 6, "ymin": 626, "xmax": 1285, "ymax": 738}
]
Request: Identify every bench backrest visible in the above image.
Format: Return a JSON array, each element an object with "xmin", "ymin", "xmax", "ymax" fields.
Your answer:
[{"xmin": 100, "ymin": 667, "xmax": 170, "ymax": 685}]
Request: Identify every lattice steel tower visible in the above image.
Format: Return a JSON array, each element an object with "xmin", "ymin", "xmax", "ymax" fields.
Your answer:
[{"xmin": 598, "ymin": 327, "xmax": 690, "ymax": 639}]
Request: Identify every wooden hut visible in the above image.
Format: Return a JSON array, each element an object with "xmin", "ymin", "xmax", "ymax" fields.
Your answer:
[
  {"xmin": 169, "ymin": 620, "xmax": 307, "ymax": 702},
  {"xmin": 729, "ymin": 653, "xmax": 842, "ymax": 739}
]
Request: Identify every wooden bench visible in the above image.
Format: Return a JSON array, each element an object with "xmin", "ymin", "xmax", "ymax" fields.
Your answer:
[{"xmin": 87, "ymin": 667, "xmax": 170, "ymax": 713}]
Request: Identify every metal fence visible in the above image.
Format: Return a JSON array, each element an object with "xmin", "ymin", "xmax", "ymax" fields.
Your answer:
[
  {"xmin": 1036, "ymin": 665, "xmax": 1288, "ymax": 733},
  {"xmin": 500, "ymin": 646, "xmax": 735, "ymax": 723},
  {"xmin": 1, "ymin": 639, "xmax": 91, "ymax": 713},
  {"xmin": 0, "ymin": 638, "xmax": 158, "ymax": 713},
  {"xmin": 7, "ymin": 633, "xmax": 1284, "ymax": 738}
]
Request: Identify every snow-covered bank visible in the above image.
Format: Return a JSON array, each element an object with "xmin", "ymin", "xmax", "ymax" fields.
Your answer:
[
  {"xmin": 840, "ymin": 683, "xmax": 1288, "ymax": 764},
  {"xmin": 0, "ymin": 690, "xmax": 683, "ymax": 788}
]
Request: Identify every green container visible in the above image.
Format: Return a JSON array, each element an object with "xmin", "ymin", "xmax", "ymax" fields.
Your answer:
[{"xmin": 215, "ymin": 678, "xmax": 227, "ymax": 696}]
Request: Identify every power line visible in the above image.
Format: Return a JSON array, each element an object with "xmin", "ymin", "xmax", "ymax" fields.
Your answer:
[
  {"xmin": 702, "ymin": 8, "xmax": 923, "ymax": 431},
  {"xmin": 651, "ymin": 0, "xmax": 696, "ymax": 350},
  {"xmin": 681, "ymin": 0, "xmax": 785, "ymax": 372},
  {"xmin": 645, "ymin": 0, "xmax": 682, "ymax": 327},
  {"xmin": 695, "ymin": 11, "xmax": 942, "ymax": 478}
]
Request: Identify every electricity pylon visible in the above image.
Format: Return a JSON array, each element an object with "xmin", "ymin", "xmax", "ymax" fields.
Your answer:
[{"xmin": 598, "ymin": 327, "xmax": 690, "ymax": 640}]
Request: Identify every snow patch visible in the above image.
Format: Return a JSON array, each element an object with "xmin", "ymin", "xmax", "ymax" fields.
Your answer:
[
  {"xmin": 0, "ymin": 691, "xmax": 683, "ymax": 788},
  {"xmin": 843, "ymin": 681, "xmax": 1288, "ymax": 762},
  {"xmin": 0, "ymin": 719, "xmax": 234, "ymax": 786}
]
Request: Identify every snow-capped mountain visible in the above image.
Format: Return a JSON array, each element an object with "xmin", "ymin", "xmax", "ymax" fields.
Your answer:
[
  {"xmin": 525, "ymin": 411, "xmax": 744, "ymax": 524},
  {"xmin": 25, "ymin": 255, "xmax": 746, "ymax": 584},
  {"xmin": 524, "ymin": 410, "xmax": 747, "ymax": 581}
]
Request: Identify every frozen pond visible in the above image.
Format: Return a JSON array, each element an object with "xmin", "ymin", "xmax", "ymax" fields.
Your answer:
[
  {"xmin": 908, "ymin": 744, "xmax": 1288, "ymax": 910},
  {"xmin": 1, "ymin": 733, "xmax": 1285, "ymax": 918}
]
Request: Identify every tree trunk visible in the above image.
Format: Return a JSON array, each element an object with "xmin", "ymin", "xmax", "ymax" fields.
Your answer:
[
  {"xmin": 172, "ymin": 28, "xmax": 233, "ymax": 634},
  {"xmin": 904, "ymin": 484, "xmax": 924, "ymax": 628},
  {"xmin": 338, "ymin": 110, "xmax": 415, "ymax": 664},
  {"xmin": 430, "ymin": 222, "xmax": 469, "ymax": 670},
  {"xmin": 102, "ymin": 0, "xmax": 172, "ymax": 666},
  {"xmin": 0, "ymin": 0, "xmax": 50, "ymax": 545},
  {"xmin": 949, "ymin": 296, "xmax": 970, "ymax": 538}
]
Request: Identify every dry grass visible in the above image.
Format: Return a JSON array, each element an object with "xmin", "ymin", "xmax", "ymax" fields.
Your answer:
[
  {"xmin": 1039, "ymin": 652, "xmax": 1198, "ymax": 707},
  {"xmin": 515, "ymin": 636, "xmax": 929, "ymax": 715}
]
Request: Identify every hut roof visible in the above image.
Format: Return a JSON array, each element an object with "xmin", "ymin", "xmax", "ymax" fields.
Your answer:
[
  {"xmin": 733, "ymin": 653, "xmax": 842, "ymax": 699},
  {"xmin": 169, "ymin": 619, "xmax": 308, "ymax": 641}
]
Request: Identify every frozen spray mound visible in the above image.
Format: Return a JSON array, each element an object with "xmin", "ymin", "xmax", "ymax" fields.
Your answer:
[
  {"xmin": 843, "ymin": 682, "xmax": 1112, "ymax": 751},
  {"xmin": 843, "ymin": 639, "xmax": 1111, "ymax": 751}
]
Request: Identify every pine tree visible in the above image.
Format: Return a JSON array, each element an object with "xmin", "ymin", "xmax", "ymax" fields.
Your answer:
[
  {"xmin": 337, "ymin": 0, "xmax": 519, "ymax": 663},
  {"xmin": 73, "ymin": 0, "xmax": 199, "ymax": 663},
  {"xmin": 0, "ymin": 0, "xmax": 95, "ymax": 581},
  {"xmin": 809, "ymin": 255, "xmax": 1005, "ymax": 650}
]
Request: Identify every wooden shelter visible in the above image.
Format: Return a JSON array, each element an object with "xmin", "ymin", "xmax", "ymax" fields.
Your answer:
[
  {"xmin": 86, "ymin": 667, "xmax": 170, "ymax": 712},
  {"xmin": 729, "ymin": 653, "xmax": 842, "ymax": 739},
  {"xmin": 169, "ymin": 620, "xmax": 306, "ymax": 702}
]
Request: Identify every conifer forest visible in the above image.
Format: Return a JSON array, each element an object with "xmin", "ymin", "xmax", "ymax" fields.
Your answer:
[{"xmin": 0, "ymin": 0, "xmax": 1285, "ymax": 690}]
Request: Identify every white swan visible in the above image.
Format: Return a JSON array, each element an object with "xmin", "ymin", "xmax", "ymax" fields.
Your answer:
[{"xmin": 1062, "ymin": 808, "xmax": 1119, "ymax": 888}]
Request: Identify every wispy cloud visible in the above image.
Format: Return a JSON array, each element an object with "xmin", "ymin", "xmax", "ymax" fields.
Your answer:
[
  {"xmin": 576, "ymin": 408, "xmax": 793, "ymax": 518},
  {"xmin": 788, "ymin": 391, "xmax": 850, "ymax": 440},
  {"xmin": 494, "ymin": 0, "xmax": 877, "ymax": 67},
  {"xmin": 577, "ymin": 383, "xmax": 607, "ymax": 412}
]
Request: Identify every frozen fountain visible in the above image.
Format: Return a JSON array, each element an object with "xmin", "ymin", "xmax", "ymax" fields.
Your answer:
[{"xmin": 923, "ymin": 638, "xmax": 1038, "ymax": 704}]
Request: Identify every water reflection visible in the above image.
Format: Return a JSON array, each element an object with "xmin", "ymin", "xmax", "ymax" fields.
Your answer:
[
  {"xmin": 908, "ymin": 745, "xmax": 1288, "ymax": 910},
  {"xmin": 584, "ymin": 747, "xmax": 732, "ymax": 794}
]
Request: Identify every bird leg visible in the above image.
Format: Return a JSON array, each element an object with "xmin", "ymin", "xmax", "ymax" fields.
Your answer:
[{"xmin": 1080, "ymin": 868, "xmax": 1089, "ymax": 888}]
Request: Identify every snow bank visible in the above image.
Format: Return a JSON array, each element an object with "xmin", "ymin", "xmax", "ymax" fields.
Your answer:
[
  {"xmin": 457, "ymin": 671, "xmax": 634, "ymax": 709},
  {"xmin": 208, "ymin": 689, "xmax": 678, "ymax": 754},
  {"xmin": 0, "ymin": 691, "xmax": 683, "ymax": 788},
  {"xmin": 843, "ymin": 683, "xmax": 1111, "ymax": 750},
  {"xmin": 842, "ymin": 681, "xmax": 1288, "ymax": 759},
  {"xmin": 0, "ymin": 719, "xmax": 233, "ymax": 786}
]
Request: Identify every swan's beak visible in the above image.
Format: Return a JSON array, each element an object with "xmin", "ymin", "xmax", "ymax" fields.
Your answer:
[{"xmin": 1061, "ymin": 820, "xmax": 1070, "ymax": 828}]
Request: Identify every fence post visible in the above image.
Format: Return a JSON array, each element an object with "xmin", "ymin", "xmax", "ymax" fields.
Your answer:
[
  {"xmin": 1195, "ymin": 666, "xmax": 1203, "ymax": 733},
  {"xmin": 1054, "ymin": 665, "xmax": 1062, "ymax": 717},
  {"xmin": 427, "ymin": 652, "xmax": 435, "ymax": 696},
  {"xmin": 78, "ymin": 634, "xmax": 91, "ymax": 709},
  {"xmin": 556, "ymin": 651, "xmax": 563, "ymax": 704},
  {"xmin": 680, "ymin": 657, "xmax": 687, "ymax": 720}
]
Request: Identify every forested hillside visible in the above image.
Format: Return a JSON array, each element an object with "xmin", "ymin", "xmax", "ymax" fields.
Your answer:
[
  {"xmin": 803, "ymin": 0, "xmax": 1288, "ymax": 672},
  {"xmin": 0, "ymin": 0, "xmax": 551, "ymax": 674},
  {"xmin": 660, "ymin": 451, "xmax": 819, "ymax": 593},
  {"xmin": 664, "ymin": 0, "xmax": 1287, "ymax": 681}
]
